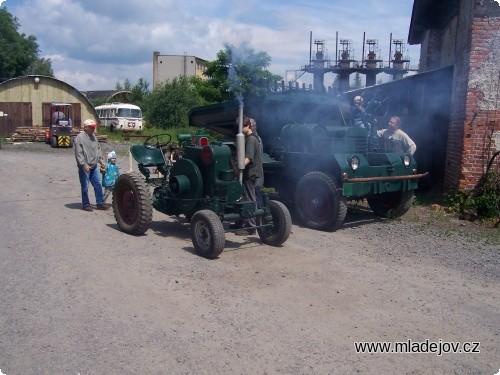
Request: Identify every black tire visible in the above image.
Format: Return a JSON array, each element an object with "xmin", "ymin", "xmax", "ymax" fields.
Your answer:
[
  {"xmin": 367, "ymin": 191, "xmax": 414, "ymax": 218},
  {"xmin": 113, "ymin": 172, "xmax": 152, "ymax": 235},
  {"xmin": 50, "ymin": 136, "xmax": 58, "ymax": 148},
  {"xmin": 257, "ymin": 200, "xmax": 292, "ymax": 246},
  {"xmin": 294, "ymin": 171, "xmax": 347, "ymax": 231},
  {"xmin": 191, "ymin": 210, "xmax": 225, "ymax": 259}
]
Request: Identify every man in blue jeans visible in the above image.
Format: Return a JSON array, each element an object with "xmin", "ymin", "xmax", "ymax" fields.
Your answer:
[{"xmin": 74, "ymin": 119, "xmax": 110, "ymax": 212}]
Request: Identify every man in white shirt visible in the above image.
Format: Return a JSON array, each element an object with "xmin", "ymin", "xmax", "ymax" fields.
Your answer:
[{"xmin": 377, "ymin": 116, "xmax": 416, "ymax": 155}]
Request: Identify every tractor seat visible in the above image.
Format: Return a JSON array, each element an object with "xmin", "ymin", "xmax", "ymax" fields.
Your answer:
[{"xmin": 130, "ymin": 144, "xmax": 166, "ymax": 166}]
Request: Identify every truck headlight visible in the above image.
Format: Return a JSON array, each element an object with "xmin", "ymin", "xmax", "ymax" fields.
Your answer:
[
  {"xmin": 403, "ymin": 155, "xmax": 411, "ymax": 167},
  {"xmin": 350, "ymin": 155, "xmax": 360, "ymax": 170}
]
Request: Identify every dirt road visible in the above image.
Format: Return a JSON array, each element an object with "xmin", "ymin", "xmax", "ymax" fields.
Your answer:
[{"xmin": 0, "ymin": 144, "xmax": 498, "ymax": 374}]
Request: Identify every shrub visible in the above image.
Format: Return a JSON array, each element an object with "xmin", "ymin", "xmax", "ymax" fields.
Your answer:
[{"xmin": 445, "ymin": 168, "xmax": 500, "ymax": 219}]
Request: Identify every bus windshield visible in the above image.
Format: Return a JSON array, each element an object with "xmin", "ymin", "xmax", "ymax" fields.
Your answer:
[{"xmin": 117, "ymin": 108, "xmax": 142, "ymax": 118}]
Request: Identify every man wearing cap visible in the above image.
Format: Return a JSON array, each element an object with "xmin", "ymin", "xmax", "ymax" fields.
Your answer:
[{"xmin": 74, "ymin": 119, "xmax": 110, "ymax": 211}]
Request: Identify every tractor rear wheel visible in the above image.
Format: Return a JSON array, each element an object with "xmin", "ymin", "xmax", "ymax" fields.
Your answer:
[
  {"xmin": 294, "ymin": 171, "xmax": 347, "ymax": 231},
  {"xmin": 113, "ymin": 172, "xmax": 152, "ymax": 235},
  {"xmin": 257, "ymin": 200, "xmax": 292, "ymax": 246},
  {"xmin": 191, "ymin": 210, "xmax": 225, "ymax": 259},
  {"xmin": 367, "ymin": 191, "xmax": 414, "ymax": 218}
]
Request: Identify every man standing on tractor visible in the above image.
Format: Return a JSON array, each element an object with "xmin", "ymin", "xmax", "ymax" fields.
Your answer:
[
  {"xmin": 231, "ymin": 116, "xmax": 264, "ymax": 235},
  {"xmin": 74, "ymin": 119, "xmax": 110, "ymax": 212}
]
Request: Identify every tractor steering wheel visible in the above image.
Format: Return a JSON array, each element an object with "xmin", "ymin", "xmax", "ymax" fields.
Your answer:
[{"xmin": 144, "ymin": 133, "xmax": 172, "ymax": 149}]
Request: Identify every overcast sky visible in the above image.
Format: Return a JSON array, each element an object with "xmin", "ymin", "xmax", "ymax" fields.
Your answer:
[{"xmin": 2, "ymin": 0, "xmax": 421, "ymax": 91}]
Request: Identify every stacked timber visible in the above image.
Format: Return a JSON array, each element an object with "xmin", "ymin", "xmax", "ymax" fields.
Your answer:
[
  {"xmin": 10, "ymin": 127, "xmax": 46, "ymax": 142},
  {"xmin": 10, "ymin": 127, "xmax": 108, "ymax": 143},
  {"xmin": 95, "ymin": 133, "xmax": 108, "ymax": 143}
]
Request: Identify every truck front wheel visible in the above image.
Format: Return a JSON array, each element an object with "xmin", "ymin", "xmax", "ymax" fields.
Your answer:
[
  {"xmin": 294, "ymin": 172, "xmax": 347, "ymax": 231},
  {"xmin": 113, "ymin": 172, "xmax": 152, "ymax": 235},
  {"xmin": 191, "ymin": 210, "xmax": 225, "ymax": 259},
  {"xmin": 367, "ymin": 191, "xmax": 414, "ymax": 218}
]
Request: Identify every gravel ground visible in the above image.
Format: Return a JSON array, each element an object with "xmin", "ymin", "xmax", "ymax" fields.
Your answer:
[{"xmin": 0, "ymin": 142, "xmax": 498, "ymax": 375}]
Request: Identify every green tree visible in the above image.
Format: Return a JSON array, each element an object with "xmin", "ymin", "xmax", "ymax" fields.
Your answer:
[
  {"xmin": 190, "ymin": 76, "xmax": 222, "ymax": 104},
  {"xmin": 0, "ymin": 8, "xmax": 39, "ymax": 78},
  {"xmin": 197, "ymin": 42, "xmax": 281, "ymax": 103},
  {"xmin": 130, "ymin": 78, "xmax": 150, "ymax": 106},
  {"xmin": 115, "ymin": 78, "xmax": 132, "ymax": 91},
  {"xmin": 25, "ymin": 57, "xmax": 54, "ymax": 76},
  {"xmin": 142, "ymin": 75, "xmax": 203, "ymax": 129}
]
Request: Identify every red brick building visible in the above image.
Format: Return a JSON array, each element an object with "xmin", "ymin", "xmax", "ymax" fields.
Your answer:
[{"xmin": 409, "ymin": 0, "xmax": 500, "ymax": 192}]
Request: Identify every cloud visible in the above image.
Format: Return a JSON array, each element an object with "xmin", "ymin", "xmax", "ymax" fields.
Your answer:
[{"xmin": 7, "ymin": 0, "xmax": 420, "ymax": 90}]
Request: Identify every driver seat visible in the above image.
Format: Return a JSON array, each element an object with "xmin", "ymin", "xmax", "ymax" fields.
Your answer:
[
  {"xmin": 130, "ymin": 144, "xmax": 165, "ymax": 166},
  {"xmin": 130, "ymin": 144, "xmax": 170, "ymax": 177}
]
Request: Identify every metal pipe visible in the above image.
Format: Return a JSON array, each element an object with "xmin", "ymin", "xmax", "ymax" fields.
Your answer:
[
  {"xmin": 361, "ymin": 32, "xmax": 365, "ymax": 67},
  {"xmin": 309, "ymin": 31, "xmax": 312, "ymax": 65},
  {"xmin": 236, "ymin": 102, "xmax": 245, "ymax": 183},
  {"xmin": 388, "ymin": 33, "xmax": 392, "ymax": 68},
  {"xmin": 335, "ymin": 31, "xmax": 338, "ymax": 66},
  {"xmin": 343, "ymin": 172, "xmax": 429, "ymax": 183}
]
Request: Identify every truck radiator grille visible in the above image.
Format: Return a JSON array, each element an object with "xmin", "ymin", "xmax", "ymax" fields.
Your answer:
[{"xmin": 354, "ymin": 137, "xmax": 368, "ymax": 153}]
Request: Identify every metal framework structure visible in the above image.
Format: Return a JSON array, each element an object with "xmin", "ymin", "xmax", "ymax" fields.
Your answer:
[{"xmin": 295, "ymin": 32, "xmax": 416, "ymax": 93}]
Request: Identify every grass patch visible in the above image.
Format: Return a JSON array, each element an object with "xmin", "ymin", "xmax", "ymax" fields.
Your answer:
[{"xmin": 99, "ymin": 126, "xmax": 208, "ymax": 144}]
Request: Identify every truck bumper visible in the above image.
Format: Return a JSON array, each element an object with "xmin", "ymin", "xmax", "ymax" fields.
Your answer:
[{"xmin": 342, "ymin": 172, "xmax": 428, "ymax": 196}]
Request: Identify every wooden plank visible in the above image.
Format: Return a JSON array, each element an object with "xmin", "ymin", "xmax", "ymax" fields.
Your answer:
[{"xmin": 10, "ymin": 126, "xmax": 108, "ymax": 143}]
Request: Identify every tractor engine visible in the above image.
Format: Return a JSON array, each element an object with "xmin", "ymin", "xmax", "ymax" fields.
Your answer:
[{"xmin": 152, "ymin": 142, "xmax": 243, "ymax": 218}]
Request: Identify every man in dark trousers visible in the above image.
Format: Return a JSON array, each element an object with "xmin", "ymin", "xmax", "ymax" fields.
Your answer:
[
  {"xmin": 74, "ymin": 119, "xmax": 110, "ymax": 212},
  {"xmin": 233, "ymin": 116, "xmax": 263, "ymax": 235}
]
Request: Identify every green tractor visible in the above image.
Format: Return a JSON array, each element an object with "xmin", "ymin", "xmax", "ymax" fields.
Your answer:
[{"xmin": 112, "ymin": 130, "xmax": 292, "ymax": 259}]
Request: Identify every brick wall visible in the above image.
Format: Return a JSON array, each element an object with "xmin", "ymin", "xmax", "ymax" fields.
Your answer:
[
  {"xmin": 444, "ymin": 0, "xmax": 500, "ymax": 192},
  {"xmin": 458, "ymin": 2, "xmax": 500, "ymax": 191}
]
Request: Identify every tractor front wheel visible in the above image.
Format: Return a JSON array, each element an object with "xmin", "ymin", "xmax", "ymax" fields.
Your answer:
[
  {"xmin": 294, "ymin": 171, "xmax": 347, "ymax": 231},
  {"xmin": 191, "ymin": 210, "xmax": 225, "ymax": 259},
  {"xmin": 257, "ymin": 200, "xmax": 292, "ymax": 246},
  {"xmin": 113, "ymin": 172, "xmax": 152, "ymax": 235}
]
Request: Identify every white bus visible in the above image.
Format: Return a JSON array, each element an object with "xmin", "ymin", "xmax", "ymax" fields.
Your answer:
[{"xmin": 94, "ymin": 102, "xmax": 143, "ymax": 132}]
